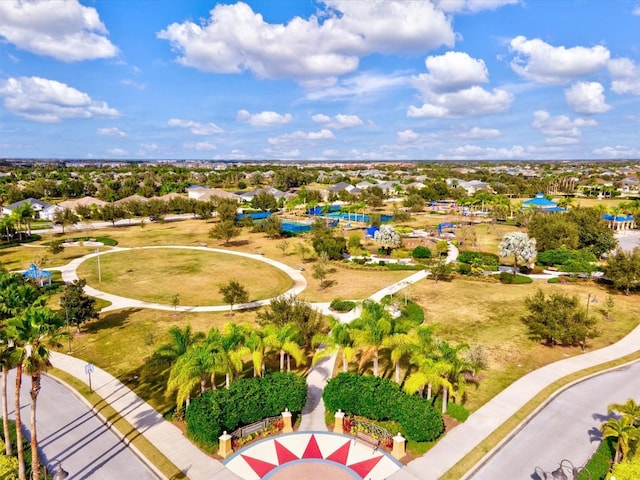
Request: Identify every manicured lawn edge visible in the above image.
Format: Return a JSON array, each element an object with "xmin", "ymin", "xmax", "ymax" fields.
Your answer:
[
  {"xmin": 446, "ymin": 351, "xmax": 640, "ymax": 480},
  {"xmin": 49, "ymin": 368, "xmax": 186, "ymax": 480}
]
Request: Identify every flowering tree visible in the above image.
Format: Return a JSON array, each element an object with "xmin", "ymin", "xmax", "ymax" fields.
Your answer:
[
  {"xmin": 374, "ymin": 225, "xmax": 401, "ymax": 255},
  {"xmin": 499, "ymin": 232, "xmax": 537, "ymax": 275}
]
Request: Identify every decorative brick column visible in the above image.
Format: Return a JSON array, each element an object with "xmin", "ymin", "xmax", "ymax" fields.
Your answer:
[
  {"xmin": 333, "ymin": 409, "xmax": 345, "ymax": 434},
  {"xmin": 391, "ymin": 432, "xmax": 406, "ymax": 460},
  {"xmin": 218, "ymin": 431, "xmax": 233, "ymax": 459},
  {"xmin": 282, "ymin": 408, "xmax": 293, "ymax": 433}
]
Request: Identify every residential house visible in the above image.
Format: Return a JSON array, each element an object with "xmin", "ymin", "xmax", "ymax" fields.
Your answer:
[{"xmin": 2, "ymin": 198, "xmax": 56, "ymax": 220}]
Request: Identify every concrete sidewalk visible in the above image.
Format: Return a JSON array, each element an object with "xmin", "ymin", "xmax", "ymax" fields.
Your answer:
[{"xmin": 391, "ymin": 321, "xmax": 640, "ymax": 480}]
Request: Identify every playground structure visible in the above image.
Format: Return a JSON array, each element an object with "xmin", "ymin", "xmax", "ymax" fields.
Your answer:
[{"xmin": 22, "ymin": 263, "xmax": 53, "ymax": 286}]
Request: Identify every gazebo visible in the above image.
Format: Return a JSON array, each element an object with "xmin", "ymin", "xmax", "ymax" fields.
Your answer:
[
  {"xmin": 603, "ymin": 213, "xmax": 635, "ymax": 231},
  {"xmin": 22, "ymin": 263, "xmax": 52, "ymax": 286}
]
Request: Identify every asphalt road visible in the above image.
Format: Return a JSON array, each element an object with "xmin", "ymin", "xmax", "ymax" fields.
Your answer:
[
  {"xmin": 467, "ymin": 361, "xmax": 640, "ymax": 479},
  {"xmin": 6, "ymin": 371, "xmax": 158, "ymax": 480}
]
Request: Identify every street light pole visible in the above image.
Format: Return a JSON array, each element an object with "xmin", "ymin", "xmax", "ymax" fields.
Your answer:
[{"xmin": 96, "ymin": 247, "xmax": 102, "ymax": 282}]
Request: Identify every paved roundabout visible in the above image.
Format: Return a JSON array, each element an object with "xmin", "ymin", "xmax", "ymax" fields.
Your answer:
[{"xmin": 224, "ymin": 432, "xmax": 402, "ymax": 480}]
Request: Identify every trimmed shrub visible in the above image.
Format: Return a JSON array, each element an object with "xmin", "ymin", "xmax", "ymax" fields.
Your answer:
[
  {"xmin": 457, "ymin": 263, "xmax": 472, "ymax": 275},
  {"xmin": 499, "ymin": 272, "xmax": 533, "ymax": 284},
  {"xmin": 323, "ymin": 373, "xmax": 444, "ymax": 442},
  {"xmin": 330, "ymin": 298, "xmax": 356, "ymax": 312},
  {"xmin": 186, "ymin": 372, "xmax": 306, "ymax": 448},
  {"xmin": 412, "ymin": 246, "xmax": 432, "ymax": 259},
  {"xmin": 547, "ymin": 277, "xmax": 560, "ymax": 284}
]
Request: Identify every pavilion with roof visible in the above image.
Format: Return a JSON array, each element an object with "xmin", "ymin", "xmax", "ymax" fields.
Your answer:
[{"xmin": 521, "ymin": 193, "xmax": 565, "ymax": 213}]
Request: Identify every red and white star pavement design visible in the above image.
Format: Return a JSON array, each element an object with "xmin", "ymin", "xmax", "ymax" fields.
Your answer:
[{"xmin": 224, "ymin": 432, "xmax": 403, "ymax": 480}]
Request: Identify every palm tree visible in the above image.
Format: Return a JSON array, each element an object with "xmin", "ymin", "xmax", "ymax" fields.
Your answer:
[
  {"xmin": 166, "ymin": 343, "xmax": 217, "ymax": 408},
  {"xmin": 148, "ymin": 324, "xmax": 204, "ymax": 368},
  {"xmin": 350, "ymin": 300, "xmax": 394, "ymax": 377},
  {"xmin": 0, "ymin": 274, "xmax": 46, "ymax": 479},
  {"xmin": 312, "ymin": 316, "xmax": 355, "ymax": 373},
  {"xmin": 263, "ymin": 323, "xmax": 305, "ymax": 372},
  {"xmin": 0, "ymin": 333, "xmax": 13, "ymax": 456},
  {"xmin": 435, "ymin": 340, "xmax": 471, "ymax": 413},
  {"xmin": 601, "ymin": 415, "xmax": 640, "ymax": 464},
  {"xmin": 218, "ymin": 324, "xmax": 250, "ymax": 387},
  {"xmin": 608, "ymin": 399, "xmax": 640, "ymax": 426},
  {"xmin": 245, "ymin": 329, "xmax": 266, "ymax": 377},
  {"xmin": 403, "ymin": 355, "xmax": 451, "ymax": 401},
  {"xmin": 8, "ymin": 306, "xmax": 66, "ymax": 480},
  {"xmin": 381, "ymin": 332, "xmax": 415, "ymax": 384}
]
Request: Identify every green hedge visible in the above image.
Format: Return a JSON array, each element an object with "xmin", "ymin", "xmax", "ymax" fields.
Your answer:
[
  {"xmin": 499, "ymin": 272, "xmax": 533, "ymax": 284},
  {"xmin": 330, "ymin": 298, "xmax": 356, "ymax": 312},
  {"xmin": 323, "ymin": 373, "xmax": 444, "ymax": 442},
  {"xmin": 185, "ymin": 372, "xmax": 307, "ymax": 448},
  {"xmin": 547, "ymin": 277, "xmax": 560, "ymax": 284},
  {"xmin": 458, "ymin": 250, "xmax": 499, "ymax": 266},
  {"xmin": 577, "ymin": 437, "xmax": 615, "ymax": 480}
]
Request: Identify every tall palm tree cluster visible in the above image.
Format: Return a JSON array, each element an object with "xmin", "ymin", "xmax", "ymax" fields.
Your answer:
[
  {"xmin": 0, "ymin": 270, "xmax": 67, "ymax": 480},
  {"xmin": 151, "ymin": 322, "xmax": 306, "ymax": 409},
  {"xmin": 313, "ymin": 300, "xmax": 483, "ymax": 414},
  {"xmin": 0, "ymin": 203, "xmax": 35, "ymax": 244},
  {"xmin": 601, "ymin": 399, "xmax": 640, "ymax": 465}
]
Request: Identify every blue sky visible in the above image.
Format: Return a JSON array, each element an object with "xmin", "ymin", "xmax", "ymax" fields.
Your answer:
[{"xmin": 1, "ymin": 0, "xmax": 640, "ymax": 162}]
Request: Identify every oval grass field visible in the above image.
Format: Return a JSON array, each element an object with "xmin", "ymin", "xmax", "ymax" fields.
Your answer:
[{"xmin": 77, "ymin": 248, "xmax": 294, "ymax": 305}]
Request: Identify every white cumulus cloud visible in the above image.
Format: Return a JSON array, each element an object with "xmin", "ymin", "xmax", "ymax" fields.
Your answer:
[
  {"xmin": 158, "ymin": 1, "xmax": 453, "ymax": 85},
  {"xmin": 564, "ymin": 81, "xmax": 610, "ymax": 114},
  {"xmin": 189, "ymin": 142, "xmax": 217, "ymax": 152},
  {"xmin": 397, "ymin": 129, "xmax": 420, "ymax": 143},
  {"xmin": 436, "ymin": 0, "xmax": 521, "ymax": 13},
  {"xmin": 97, "ymin": 127, "xmax": 126, "ymax": 137},
  {"xmin": 458, "ymin": 126, "xmax": 501, "ymax": 139},
  {"xmin": 268, "ymin": 129, "xmax": 335, "ymax": 145},
  {"xmin": 0, "ymin": 76, "xmax": 119, "ymax": 122},
  {"xmin": 0, "ymin": 0, "xmax": 118, "ymax": 62},
  {"xmin": 593, "ymin": 145, "xmax": 640, "ymax": 158},
  {"xmin": 509, "ymin": 36, "xmax": 610, "ymax": 84},
  {"xmin": 312, "ymin": 113, "xmax": 363, "ymax": 129},
  {"xmin": 531, "ymin": 110, "xmax": 597, "ymax": 143},
  {"xmin": 408, "ymin": 51, "xmax": 512, "ymax": 118},
  {"xmin": 167, "ymin": 118, "xmax": 224, "ymax": 135},
  {"xmin": 408, "ymin": 85, "xmax": 513, "ymax": 118},
  {"xmin": 236, "ymin": 109, "xmax": 292, "ymax": 127},
  {"xmin": 412, "ymin": 52, "xmax": 489, "ymax": 93},
  {"xmin": 609, "ymin": 58, "xmax": 640, "ymax": 95}
]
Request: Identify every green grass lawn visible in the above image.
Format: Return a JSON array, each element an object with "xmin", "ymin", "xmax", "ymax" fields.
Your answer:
[{"xmin": 76, "ymin": 247, "xmax": 294, "ymax": 305}]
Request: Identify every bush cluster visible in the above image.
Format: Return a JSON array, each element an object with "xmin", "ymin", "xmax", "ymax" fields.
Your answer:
[
  {"xmin": 537, "ymin": 248, "xmax": 597, "ymax": 273},
  {"xmin": 330, "ymin": 298, "xmax": 356, "ymax": 312},
  {"xmin": 412, "ymin": 245, "xmax": 432, "ymax": 259},
  {"xmin": 458, "ymin": 250, "xmax": 499, "ymax": 266},
  {"xmin": 185, "ymin": 372, "xmax": 307, "ymax": 447},
  {"xmin": 323, "ymin": 373, "xmax": 444, "ymax": 442},
  {"xmin": 499, "ymin": 272, "xmax": 533, "ymax": 284}
]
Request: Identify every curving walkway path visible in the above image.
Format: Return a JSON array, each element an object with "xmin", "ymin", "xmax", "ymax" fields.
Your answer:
[{"xmin": 54, "ymin": 245, "xmax": 307, "ymax": 313}]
